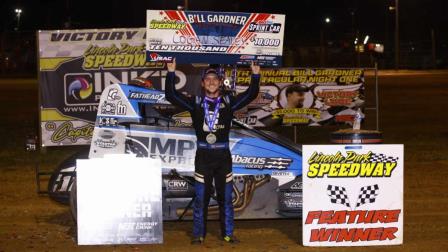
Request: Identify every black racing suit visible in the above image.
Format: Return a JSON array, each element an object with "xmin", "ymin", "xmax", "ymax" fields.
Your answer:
[{"xmin": 165, "ymin": 71, "xmax": 260, "ymax": 238}]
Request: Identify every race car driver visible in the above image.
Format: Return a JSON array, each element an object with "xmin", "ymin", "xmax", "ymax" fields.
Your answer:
[{"xmin": 165, "ymin": 59, "xmax": 260, "ymax": 244}]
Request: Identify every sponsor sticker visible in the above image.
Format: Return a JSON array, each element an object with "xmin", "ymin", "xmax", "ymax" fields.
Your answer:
[{"xmin": 98, "ymin": 117, "xmax": 118, "ymax": 127}]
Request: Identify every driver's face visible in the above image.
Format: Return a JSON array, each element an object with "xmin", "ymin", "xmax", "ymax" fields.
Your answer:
[
  {"xmin": 202, "ymin": 74, "xmax": 221, "ymax": 94},
  {"xmin": 287, "ymin": 91, "xmax": 305, "ymax": 108}
]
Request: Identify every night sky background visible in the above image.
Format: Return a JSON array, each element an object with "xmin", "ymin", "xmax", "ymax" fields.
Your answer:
[
  {"xmin": 2, "ymin": 0, "xmax": 447, "ymax": 42},
  {"xmin": 0, "ymin": 0, "xmax": 447, "ymax": 69}
]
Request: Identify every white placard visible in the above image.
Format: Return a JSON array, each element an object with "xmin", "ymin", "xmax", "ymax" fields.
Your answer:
[
  {"xmin": 302, "ymin": 145, "xmax": 403, "ymax": 246},
  {"xmin": 77, "ymin": 154, "xmax": 163, "ymax": 245},
  {"xmin": 146, "ymin": 10, "xmax": 285, "ymax": 66}
]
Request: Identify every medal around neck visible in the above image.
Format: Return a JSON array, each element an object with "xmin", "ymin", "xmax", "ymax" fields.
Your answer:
[
  {"xmin": 206, "ymin": 133, "xmax": 217, "ymax": 144},
  {"xmin": 203, "ymin": 96, "xmax": 221, "ymax": 144}
]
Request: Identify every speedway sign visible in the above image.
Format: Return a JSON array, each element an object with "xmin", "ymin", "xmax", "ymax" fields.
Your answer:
[
  {"xmin": 302, "ymin": 145, "xmax": 403, "ymax": 246},
  {"xmin": 146, "ymin": 10, "xmax": 285, "ymax": 66}
]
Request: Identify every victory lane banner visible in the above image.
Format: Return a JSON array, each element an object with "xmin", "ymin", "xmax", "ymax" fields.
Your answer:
[
  {"xmin": 38, "ymin": 28, "xmax": 206, "ymax": 147},
  {"xmin": 302, "ymin": 145, "xmax": 403, "ymax": 247},
  {"xmin": 146, "ymin": 10, "xmax": 285, "ymax": 66}
]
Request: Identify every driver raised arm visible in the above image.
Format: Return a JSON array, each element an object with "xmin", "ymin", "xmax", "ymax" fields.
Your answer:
[{"xmin": 164, "ymin": 59, "xmax": 260, "ymax": 245}]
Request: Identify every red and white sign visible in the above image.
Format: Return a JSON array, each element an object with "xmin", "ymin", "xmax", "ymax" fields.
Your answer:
[{"xmin": 302, "ymin": 145, "xmax": 404, "ymax": 246}]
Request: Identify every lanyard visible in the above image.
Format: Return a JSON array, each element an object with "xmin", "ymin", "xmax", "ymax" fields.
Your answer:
[{"xmin": 203, "ymin": 96, "xmax": 221, "ymax": 132}]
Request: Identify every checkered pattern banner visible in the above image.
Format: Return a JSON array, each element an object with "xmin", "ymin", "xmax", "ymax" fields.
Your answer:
[
  {"xmin": 370, "ymin": 153, "xmax": 399, "ymax": 163},
  {"xmin": 327, "ymin": 185, "xmax": 351, "ymax": 208},
  {"xmin": 355, "ymin": 184, "xmax": 379, "ymax": 208}
]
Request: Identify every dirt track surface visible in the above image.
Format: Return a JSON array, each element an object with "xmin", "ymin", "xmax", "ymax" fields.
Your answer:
[{"xmin": 1, "ymin": 71, "xmax": 448, "ymax": 251}]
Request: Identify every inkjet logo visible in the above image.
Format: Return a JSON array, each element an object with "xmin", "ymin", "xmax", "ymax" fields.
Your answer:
[{"xmin": 64, "ymin": 73, "xmax": 95, "ymax": 106}]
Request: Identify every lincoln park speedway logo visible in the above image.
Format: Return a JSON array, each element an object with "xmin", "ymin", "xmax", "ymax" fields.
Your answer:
[
  {"xmin": 307, "ymin": 150, "xmax": 399, "ymax": 178},
  {"xmin": 327, "ymin": 184, "xmax": 380, "ymax": 210},
  {"xmin": 64, "ymin": 73, "xmax": 95, "ymax": 106}
]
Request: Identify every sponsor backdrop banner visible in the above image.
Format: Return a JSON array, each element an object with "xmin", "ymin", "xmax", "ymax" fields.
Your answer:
[
  {"xmin": 146, "ymin": 10, "xmax": 285, "ymax": 66},
  {"xmin": 77, "ymin": 155, "xmax": 163, "ymax": 245},
  {"xmin": 38, "ymin": 28, "xmax": 364, "ymax": 146},
  {"xmin": 302, "ymin": 145, "xmax": 404, "ymax": 246},
  {"xmin": 38, "ymin": 28, "xmax": 203, "ymax": 146}
]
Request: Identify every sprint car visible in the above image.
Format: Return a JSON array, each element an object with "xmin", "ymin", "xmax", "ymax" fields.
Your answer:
[{"xmin": 46, "ymin": 82, "xmax": 303, "ymax": 220}]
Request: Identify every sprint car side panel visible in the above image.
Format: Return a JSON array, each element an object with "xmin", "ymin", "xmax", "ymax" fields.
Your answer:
[{"xmin": 85, "ymin": 83, "xmax": 303, "ymax": 219}]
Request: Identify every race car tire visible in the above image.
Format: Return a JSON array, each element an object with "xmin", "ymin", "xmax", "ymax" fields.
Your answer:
[
  {"xmin": 48, "ymin": 148, "xmax": 89, "ymax": 204},
  {"xmin": 69, "ymin": 178, "xmax": 77, "ymax": 223}
]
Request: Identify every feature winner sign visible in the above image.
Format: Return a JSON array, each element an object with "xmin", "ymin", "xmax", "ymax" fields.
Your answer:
[
  {"xmin": 302, "ymin": 145, "xmax": 403, "ymax": 246},
  {"xmin": 146, "ymin": 10, "xmax": 285, "ymax": 66}
]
